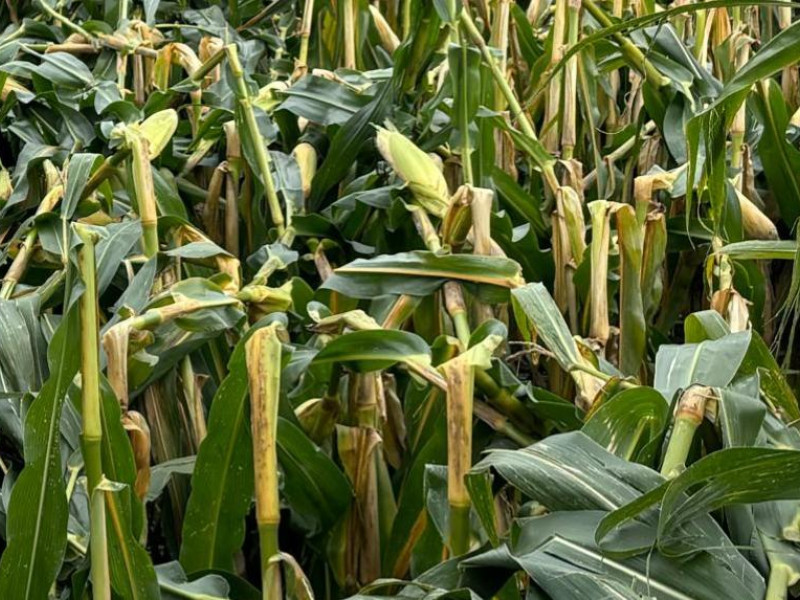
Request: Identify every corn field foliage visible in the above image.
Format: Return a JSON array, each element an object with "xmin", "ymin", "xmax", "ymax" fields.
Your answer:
[{"xmin": 7, "ymin": 0, "xmax": 800, "ymax": 598}]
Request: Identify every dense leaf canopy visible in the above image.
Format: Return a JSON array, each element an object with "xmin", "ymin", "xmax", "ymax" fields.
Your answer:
[{"xmin": 1, "ymin": 1, "xmax": 800, "ymax": 599}]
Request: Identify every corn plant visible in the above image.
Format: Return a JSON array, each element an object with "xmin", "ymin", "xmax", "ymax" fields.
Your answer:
[{"xmin": 3, "ymin": 1, "xmax": 800, "ymax": 599}]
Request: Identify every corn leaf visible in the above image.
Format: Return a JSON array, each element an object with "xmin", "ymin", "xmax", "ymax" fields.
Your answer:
[
  {"xmin": 324, "ymin": 252, "xmax": 523, "ymax": 299},
  {"xmin": 0, "ymin": 305, "xmax": 80, "ymax": 599}
]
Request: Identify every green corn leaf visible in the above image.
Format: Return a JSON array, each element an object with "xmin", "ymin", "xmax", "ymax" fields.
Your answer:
[
  {"xmin": 653, "ymin": 331, "xmax": 751, "ymax": 401},
  {"xmin": 582, "ymin": 387, "xmax": 669, "ymax": 464},
  {"xmin": 323, "ymin": 252, "xmax": 524, "ymax": 299},
  {"xmin": 311, "ymin": 329, "xmax": 431, "ymax": 372},
  {"xmin": 0, "ymin": 304, "xmax": 81, "ymax": 599},
  {"xmin": 100, "ymin": 479, "xmax": 160, "ymax": 600},
  {"xmin": 180, "ymin": 325, "xmax": 256, "ymax": 573}
]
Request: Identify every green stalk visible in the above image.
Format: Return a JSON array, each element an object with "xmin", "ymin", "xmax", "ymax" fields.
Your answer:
[
  {"xmin": 246, "ymin": 324, "xmax": 284, "ymax": 599},
  {"xmin": 561, "ymin": 0, "xmax": 580, "ymax": 160},
  {"xmin": 90, "ymin": 483, "xmax": 111, "ymax": 600},
  {"xmin": 190, "ymin": 46, "xmax": 227, "ymax": 85},
  {"xmin": 128, "ymin": 297, "xmax": 240, "ymax": 331},
  {"xmin": 660, "ymin": 386, "xmax": 710, "ymax": 479},
  {"xmin": 661, "ymin": 418, "xmax": 699, "ymax": 478},
  {"xmin": 582, "ymin": 120, "xmax": 657, "ymax": 189},
  {"xmin": 224, "ymin": 172, "xmax": 239, "ymax": 256},
  {"xmin": 128, "ymin": 135, "xmax": 159, "ymax": 258},
  {"xmin": 76, "ymin": 224, "xmax": 108, "ymax": 599},
  {"xmin": 342, "ymin": 0, "xmax": 356, "ymax": 69},
  {"xmin": 731, "ymin": 16, "xmax": 749, "ymax": 177},
  {"xmin": 474, "ymin": 370, "xmax": 538, "ymax": 430},
  {"xmin": 402, "ymin": 0, "xmax": 411, "ymax": 40},
  {"xmin": 581, "ymin": 0, "xmax": 670, "ymax": 88},
  {"xmin": 693, "ymin": 8, "xmax": 708, "ymax": 61},
  {"xmin": 297, "ymin": 0, "xmax": 316, "ymax": 71},
  {"xmin": 766, "ymin": 563, "xmax": 793, "ymax": 600},
  {"xmin": 37, "ymin": 0, "xmax": 93, "ymax": 41},
  {"xmin": 381, "ymin": 294, "xmax": 419, "ymax": 329},
  {"xmin": 457, "ymin": 30, "xmax": 474, "ymax": 185},
  {"xmin": 459, "ymin": 9, "xmax": 560, "ymax": 194},
  {"xmin": 36, "ymin": 268, "xmax": 67, "ymax": 306},
  {"xmin": 588, "ymin": 201, "xmax": 611, "ymax": 344},
  {"xmin": 449, "ymin": 505, "xmax": 471, "ymax": 555},
  {"xmin": 543, "ymin": 0, "xmax": 567, "ymax": 152},
  {"xmin": 472, "ymin": 401, "xmax": 534, "ymax": 446},
  {"xmin": 82, "ymin": 150, "xmax": 128, "ymax": 200},
  {"xmin": 444, "ymin": 282, "xmax": 471, "ymax": 348},
  {"xmin": 76, "ymin": 225, "xmax": 103, "ymax": 492},
  {"xmin": 490, "ymin": 0, "xmax": 511, "ymax": 111},
  {"xmin": 226, "ymin": 45, "xmax": 285, "ymax": 235}
]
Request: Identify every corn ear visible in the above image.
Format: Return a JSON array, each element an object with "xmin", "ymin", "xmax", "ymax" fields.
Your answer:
[
  {"xmin": 133, "ymin": 108, "xmax": 179, "ymax": 159},
  {"xmin": 368, "ymin": 5, "xmax": 400, "ymax": 53},
  {"xmin": 237, "ymin": 282, "xmax": 293, "ymax": 320},
  {"xmin": 736, "ymin": 188, "xmax": 778, "ymax": 240},
  {"xmin": 442, "ymin": 184, "xmax": 474, "ymax": 250},
  {"xmin": 376, "ymin": 128, "xmax": 450, "ymax": 217},
  {"xmin": 0, "ymin": 166, "xmax": 11, "ymax": 205},
  {"xmin": 295, "ymin": 396, "xmax": 339, "ymax": 444},
  {"xmin": 292, "ymin": 142, "xmax": 317, "ymax": 203}
]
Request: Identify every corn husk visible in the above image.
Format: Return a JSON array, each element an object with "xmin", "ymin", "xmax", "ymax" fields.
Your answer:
[
  {"xmin": 173, "ymin": 223, "xmax": 241, "ymax": 292},
  {"xmin": 441, "ymin": 184, "xmax": 474, "ymax": 250},
  {"xmin": 132, "ymin": 109, "xmax": 179, "ymax": 159},
  {"xmin": 198, "ymin": 36, "xmax": 225, "ymax": 83},
  {"xmin": 292, "ymin": 142, "xmax": 317, "ymax": 202},
  {"xmin": 238, "ymin": 282, "xmax": 293, "ymax": 320},
  {"xmin": 711, "ymin": 287, "xmax": 752, "ymax": 333},
  {"xmin": 736, "ymin": 188, "xmax": 778, "ymax": 240},
  {"xmin": 254, "ymin": 81, "xmax": 290, "ymax": 113},
  {"xmin": 153, "ymin": 43, "xmax": 202, "ymax": 89},
  {"xmin": 122, "ymin": 410, "xmax": 152, "ymax": 500},
  {"xmin": 376, "ymin": 128, "xmax": 450, "ymax": 217},
  {"xmin": 0, "ymin": 166, "xmax": 14, "ymax": 205},
  {"xmin": 295, "ymin": 397, "xmax": 339, "ymax": 444},
  {"xmin": 368, "ymin": 5, "xmax": 400, "ymax": 53},
  {"xmin": 1, "ymin": 77, "xmax": 29, "ymax": 101}
]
